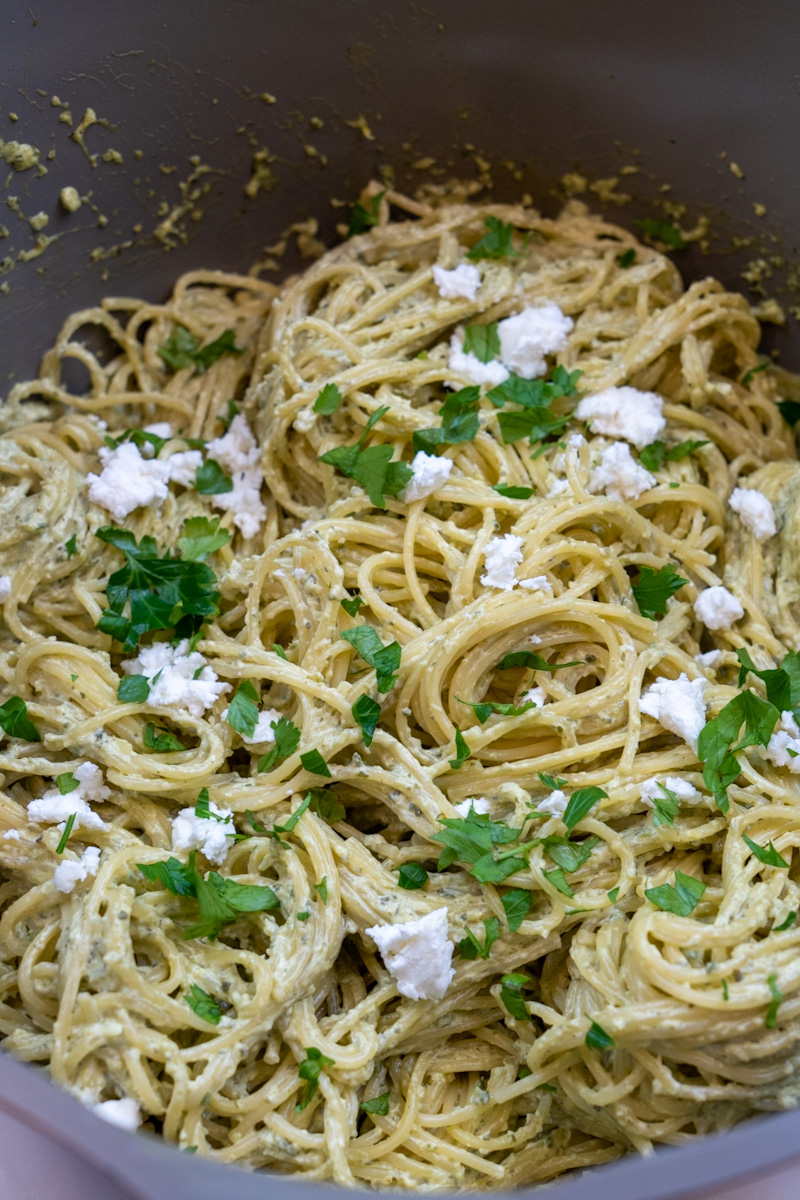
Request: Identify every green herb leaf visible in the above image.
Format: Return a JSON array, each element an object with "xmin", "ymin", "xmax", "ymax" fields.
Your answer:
[
  {"xmin": 185, "ymin": 984, "xmax": 221, "ymax": 1025},
  {"xmin": 639, "ymin": 439, "xmax": 710, "ymax": 471},
  {"xmin": 500, "ymin": 972, "xmax": 532, "ymax": 1019},
  {"xmin": 645, "ymin": 869, "xmax": 706, "ymax": 917},
  {"xmin": 315, "ymin": 876, "xmax": 328, "ymax": 903},
  {"xmin": 735, "ymin": 647, "xmax": 800, "ymax": 714},
  {"xmin": 616, "ymin": 248, "xmax": 636, "ymax": 268},
  {"xmin": 467, "ymin": 216, "xmax": 521, "ymax": 261},
  {"xmin": 226, "ymin": 679, "xmax": 259, "ymax": 738},
  {"xmin": 195, "ymin": 458, "xmax": 233, "ymax": 495},
  {"xmin": 396, "ymin": 862, "xmax": 428, "ymax": 890},
  {"xmin": 215, "ymin": 398, "xmax": 238, "ymax": 430},
  {"xmin": 193, "ymin": 789, "xmax": 213, "ymax": 819},
  {"xmin": 698, "ymin": 690, "xmax": 780, "ymax": 811},
  {"xmin": 300, "ymin": 749, "xmax": 331, "ymax": 777},
  {"xmin": 432, "ymin": 808, "xmax": 525, "ymax": 884},
  {"xmin": 351, "ymin": 694, "xmax": 382, "ymax": 747},
  {"xmin": 144, "ymin": 722, "xmax": 187, "ymax": 752},
  {"xmin": 257, "ymin": 717, "xmax": 301, "ymax": 772},
  {"xmin": 562, "ymin": 787, "xmax": 606, "ymax": 830},
  {"xmin": 273, "ymin": 643, "xmax": 288, "ymax": 660},
  {"xmin": 633, "ymin": 218, "xmax": 688, "ymax": 250},
  {"xmin": 360, "ymin": 1093, "xmax": 390, "ymax": 1117},
  {"xmin": 496, "ymin": 651, "xmax": 584, "ymax": 673},
  {"xmin": 449, "ymin": 727, "xmax": 471, "ymax": 770},
  {"xmin": 56, "ymin": 772, "xmax": 80, "ymax": 795},
  {"xmin": 538, "ymin": 772, "xmax": 568, "ymax": 791},
  {"xmin": 458, "ymin": 916, "xmax": 499, "ymax": 960},
  {"xmin": 743, "ymin": 833, "xmax": 789, "ymax": 868},
  {"xmin": 493, "ymin": 483, "xmax": 536, "ymax": 499},
  {"xmin": 488, "ymin": 366, "xmax": 581, "ymax": 410},
  {"xmin": 632, "ymin": 564, "xmax": 688, "ymax": 618},
  {"xmin": 177, "ymin": 515, "xmax": 231, "ymax": 562},
  {"xmin": 773, "ymin": 912, "xmax": 797, "ymax": 932},
  {"xmin": 458, "ymin": 696, "xmax": 537, "ymax": 724},
  {"xmin": 412, "ymin": 386, "xmax": 481, "ymax": 455},
  {"xmin": 502, "ymin": 888, "xmax": 533, "ymax": 931},
  {"xmin": 340, "ymin": 592, "xmax": 364, "ymax": 617},
  {"xmin": 766, "ymin": 974, "xmax": 783, "ymax": 1028},
  {"xmin": 307, "ymin": 788, "xmax": 346, "ymax": 823},
  {"xmin": 296, "ymin": 1046, "xmax": 335, "ymax": 1110},
  {"xmin": 585, "ymin": 1021, "xmax": 615, "ymax": 1051},
  {"xmin": 778, "ymin": 399, "xmax": 800, "ymax": 427},
  {"xmin": 65, "ymin": 534, "xmax": 78, "ymax": 559},
  {"xmin": 313, "ymin": 383, "xmax": 343, "ymax": 415},
  {"xmin": 462, "ymin": 322, "xmax": 500, "ymax": 363},
  {"xmin": 297, "ymin": 910, "xmax": 310, "ymax": 921},
  {"xmin": 740, "ymin": 361, "xmax": 771, "ymax": 386},
  {"xmin": 55, "ymin": 811, "xmax": 76, "ymax": 855},
  {"xmin": 159, "ymin": 326, "xmax": 242, "ymax": 374},
  {"xmin": 118, "ymin": 674, "xmax": 151, "ymax": 703},
  {"xmin": 543, "ymin": 866, "xmax": 574, "ymax": 896},
  {"xmin": 497, "ymin": 407, "xmax": 571, "ymax": 445},
  {"xmin": 542, "ymin": 834, "xmax": 598, "ymax": 873},
  {"xmin": 320, "ymin": 406, "xmax": 413, "ymax": 508},
  {"xmin": 651, "ymin": 782, "xmax": 680, "ymax": 827},
  {"xmin": 341, "ymin": 626, "xmax": 401, "ymax": 692},
  {"xmin": 347, "ymin": 191, "xmax": 384, "ymax": 237},
  {"xmin": 608, "ymin": 887, "xmax": 620, "ymax": 903},
  {"xmin": 0, "ymin": 695, "xmax": 41, "ymax": 742},
  {"xmin": 138, "ymin": 856, "xmax": 197, "ymax": 897}
]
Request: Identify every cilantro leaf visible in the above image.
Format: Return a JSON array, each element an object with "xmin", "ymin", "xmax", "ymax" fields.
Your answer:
[
  {"xmin": 55, "ymin": 812, "xmax": 76, "ymax": 855},
  {"xmin": 347, "ymin": 191, "xmax": 384, "ymax": 237},
  {"xmin": 502, "ymin": 888, "xmax": 533, "ymax": 931},
  {"xmin": 562, "ymin": 787, "xmax": 606, "ymax": 830},
  {"xmin": 462, "ymin": 323, "xmax": 499, "ymax": 363},
  {"xmin": 633, "ymin": 218, "xmax": 688, "ymax": 250},
  {"xmin": 493, "ymin": 483, "xmax": 535, "ymax": 499},
  {"xmin": 56, "ymin": 772, "xmax": 79, "ymax": 795},
  {"xmin": 766, "ymin": 974, "xmax": 783, "ymax": 1028},
  {"xmin": 449, "ymin": 727, "xmax": 471, "ymax": 770},
  {"xmin": 296, "ymin": 1047, "xmax": 335, "ymax": 1110},
  {"xmin": 458, "ymin": 916, "xmax": 499, "ymax": 960},
  {"xmin": 467, "ymin": 216, "xmax": 521, "ymax": 261},
  {"xmin": 65, "ymin": 534, "xmax": 78, "ymax": 559},
  {"xmin": 177, "ymin": 516, "xmax": 231, "ymax": 562},
  {"xmin": 96, "ymin": 526, "xmax": 220, "ymax": 652},
  {"xmin": 500, "ymin": 972, "xmax": 532, "ymax": 1019},
  {"xmin": 195, "ymin": 458, "xmax": 233, "ymax": 495},
  {"xmin": 307, "ymin": 788, "xmax": 345, "ymax": 823},
  {"xmin": 743, "ymin": 833, "xmax": 789, "ymax": 868},
  {"xmin": 144, "ymin": 722, "xmax": 187, "ymax": 752},
  {"xmin": 651, "ymin": 782, "xmax": 680, "ymax": 827},
  {"xmin": 300, "ymin": 749, "xmax": 331, "ymax": 777},
  {"xmin": 496, "ymin": 651, "xmax": 584, "ymax": 672},
  {"xmin": 352, "ymin": 695, "xmax": 381, "ymax": 747},
  {"xmin": 118, "ymin": 674, "xmax": 151, "ymax": 703},
  {"xmin": 458, "ymin": 696, "xmax": 537, "ymax": 724},
  {"xmin": 159, "ymin": 327, "xmax": 242, "ymax": 374},
  {"xmin": 314, "ymin": 383, "xmax": 343, "ymax": 415},
  {"xmin": 616, "ymin": 248, "xmax": 636, "ymax": 268},
  {"xmin": 0, "ymin": 696, "xmax": 41, "ymax": 742},
  {"xmin": 257, "ymin": 717, "xmax": 301, "ymax": 772},
  {"xmin": 585, "ymin": 1021, "xmax": 614, "ymax": 1051},
  {"xmin": 341, "ymin": 626, "xmax": 401, "ymax": 692},
  {"xmin": 413, "ymin": 386, "xmax": 480, "ymax": 455},
  {"xmin": 639, "ymin": 440, "xmax": 709, "ymax": 471},
  {"xmin": 736, "ymin": 648, "xmax": 800, "ymax": 713},
  {"xmin": 320, "ymin": 406, "xmax": 412, "ymax": 507},
  {"xmin": 185, "ymin": 984, "xmax": 221, "ymax": 1025},
  {"xmin": 645, "ymin": 869, "xmax": 706, "ymax": 917},
  {"xmin": 632, "ymin": 564, "xmax": 688, "ymax": 618},
  {"xmin": 340, "ymin": 592, "xmax": 364, "ymax": 617},
  {"xmin": 360, "ymin": 1093, "xmax": 390, "ymax": 1117},
  {"xmin": 698, "ymin": 691, "xmax": 779, "ymax": 811},
  {"xmin": 396, "ymin": 863, "xmax": 428, "ymax": 890},
  {"xmin": 226, "ymin": 680, "xmax": 259, "ymax": 738},
  {"xmin": 778, "ymin": 399, "xmax": 800, "ymax": 427}
]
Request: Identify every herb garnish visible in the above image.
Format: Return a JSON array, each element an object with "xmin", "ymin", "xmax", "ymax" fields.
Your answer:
[
  {"xmin": 158, "ymin": 327, "xmax": 242, "ymax": 374},
  {"xmin": 195, "ymin": 458, "xmax": 233, "ymax": 495},
  {"xmin": 396, "ymin": 863, "xmax": 428, "ymax": 890},
  {"xmin": 778, "ymin": 399, "xmax": 800, "ymax": 427},
  {"xmin": 493, "ymin": 483, "xmax": 535, "ymax": 499},
  {"xmin": 351, "ymin": 695, "xmax": 382, "ymax": 747},
  {"xmin": 501, "ymin": 888, "xmax": 533, "ymax": 931},
  {"xmin": 226, "ymin": 680, "xmax": 259, "ymax": 738},
  {"xmin": 585, "ymin": 1021, "xmax": 615, "ymax": 1051},
  {"xmin": 257, "ymin": 717, "xmax": 301, "ymax": 772},
  {"xmin": 631, "ymin": 563, "xmax": 688, "ymax": 618},
  {"xmin": 185, "ymin": 984, "xmax": 221, "ymax": 1025},
  {"xmin": 467, "ymin": 216, "xmax": 522, "ymax": 261},
  {"xmin": 743, "ymin": 833, "xmax": 789, "ymax": 868},
  {"xmin": 55, "ymin": 812, "xmax": 76, "ymax": 855},
  {"xmin": 500, "ymin": 973, "xmax": 532, "ymax": 1019},
  {"xmin": 313, "ymin": 383, "xmax": 343, "ymax": 415},
  {"xmin": 616, "ymin": 248, "xmax": 636, "ymax": 268},
  {"xmin": 117, "ymin": 674, "xmax": 150, "ymax": 702},
  {"xmin": 457, "ymin": 696, "xmax": 537, "ymax": 724},
  {"xmin": 360, "ymin": 1093, "xmax": 390, "ymax": 1117},
  {"xmin": 462, "ymin": 323, "xmax": 500, "ymax": 363},
  {"xmin": 449, "ymin": 727, "xmax": 471, "ymax": 770},
  {"xmin": 766, "ymin": 974, "xmax": 783, "ymax": 1028},
  {"xmin": 639, "ymin": 439, "xmax": 709, "ymax": 471},
  {"xmin": 412, "ymin": 386, "xmax": 481, "ymax": 455},
  {"xmin": 432, "ymin": 807, "xmax": 526, "ymax": 883},
  {"xmin": 320, "ymin": 406, "xmax": 413, "ymax": 507},
  {"xmin": 137, "ymin": 851, "xmax": 279, "ymax": 940},
  {"xmin": 644, "ymin": 870, "xmax": 706, "ymax": 917},
  {"xmin": 341, "ymin": 626, "xmax": 401, "ymax": 692},
  {"xmin": 633, "ymin": 218, "xmax": 688, "ymax": 250},
  {"xmin": 340, "ymin": 592, "xmax": 364, "ymax": 617},
  {"xmin": 740, "ymin": 361, "xmax": 770, "ymax": 386},
  {"xmin": 458, "ymin": 916, "xmax": 499, "ymax": 960},
  {"xmin": 650, "ymin": 782, "xmax": 680, "ymax": 827},
  {"xmin": 296, "ymin": 1047, "xmax": 335, "ymax": 1110},
  {"xmin": 697, "ymin": 690, "xmax": 779, "ymax": 812},
  {"xmin": 144, "ymin": 722, "xmax": 186, "ymax": 752},
  {"xmin": 65, "ymin": 534, "xmax": 78, "ymax": 559},
  {"xmin": 0, "ymin": 696, "xmax": 41, "ymax": 741},
  {"xmin": 562, "ymin": 787, "xmax": 606, "ymax": 830},
  {"xmin": 347, "ymin": 191, "xmax": 385, "ymax": 237},
  {"xmin": 177, "ymin": 516, "xmax": 231, "ymax": 562},
  {"xmin": 300, "ymin": 749, "xmax": 331, "ymax": 777},
  {"xmin": 307, "ymin": 788, "xmax": 346, "ymax": 823}
]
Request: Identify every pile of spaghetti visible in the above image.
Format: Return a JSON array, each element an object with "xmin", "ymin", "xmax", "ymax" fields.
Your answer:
[{"xmin": 2, "ymin": 187, "xmax": 800, "ymax": 1191}]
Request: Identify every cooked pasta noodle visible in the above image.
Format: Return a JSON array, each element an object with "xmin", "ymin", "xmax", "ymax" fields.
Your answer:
[{"xmin": 2, "ymin": 187, "xmax": 800, "ymax": 1190}]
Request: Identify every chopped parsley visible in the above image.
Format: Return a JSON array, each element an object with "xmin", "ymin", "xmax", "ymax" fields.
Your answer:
[
  {"xmin": 340, "ymin": 592, "xmax": 364, "ymax": 617},
  {"xmin": 56, "ymin": 772, "xmax": 79, "ymax": 795},
  {"xmin": 543, "ymin": 867, "xmax": 573, "ymax": 896},
  {"xmin": 467, "ymin": 216, "xmax": 522, "ymax": 261},
  {"xmin": 493, "ymin": 483, "xmax": 536, "ymax": 499},
  {"xmin": 137, "ymin": 851, "xmax": 280, "ymax": 940},
  {"xmin": 297, "ymin": 1047, "xmax": 335, "ymax": 1110},
  {"xmin": 266, "ymin": 794, "xmax": 311, "ymax": 850},
  {"xmin": 462, "ymin": 322, "xmax": 500, "ymax": 363},
  {"xmin": 562, "ymin": 787, "xmax": 606, "ymax": 830},
  {"xmin": 215, "ymin": 398, "xmax": 238, "ymax": 430},
  {"xmin": 117, "ymin": 674, "xmax": 150, "ymax": 702},
  {"xmin": 412, "ymin": 386, "xmax": 481, "ymax": 455},
  {"xmin": 489, "ymin": 366, "xmax": 581, "ymax": 446},
  {"xmin": 0, "ymin": 695, "xmax": 41, "ymax": 742},
  {"xmin": 195, "ymin": 458, "xmax": 233, "ymax": 495},
  {"xmin": 774, "ymin": 912, "xmax": 797, "ymax": 932},
  {"xmin": 177, "ymin": 516, "xmax": 231, "ymax": 562},
  {"xmin": 432, "ymin": 807, "xmax": 526, "ymax": 884},
  {"xmin": 740, "ymin": 361, "xmax": 770, "ymax": 386},
  {"xmin": 320, "ymin": 405, "xmax": 413, "ymax": 507},
  {"xmin": 360, "ymin": 1093, "xmax": 390, "ymax": 1117},
  {"xmin": 457, "ymin": 916, "xmax": 499, "ymax": 960},
  {"xmin": 495, "ymin": 651, "xmax": 584, "ymax": 673},
  {"xmin": 766, "ymin": 974, "xmax": 783, "ymax": 1028},
  {"xmin": 500, "ymin": 972, "xmax": 532, "ymax": 1020},
  {"xmin": 778, "ymin": 399, "xmax": 800, "ymax": 427},
  {"xmin": 697, "ymin": 690, "xmax": 779, "ymax": 812},
  {"xmin": 257, "ymin": 717, "xmax": 300, "ymax": 772},
  {"xmin": 639, "ymin": 439, "xmax": 709, "ymax": 471},
  {"xmin": 307, "ymin": 788, "xmax": 346, "ymax": 823},
  {"xmin": 347, "ymin": 191, "xmax": 384, "ymax": 237},
  {"xmin": 313, "ymin": 383, "xmax": 343, "ymax": 415},
  {"xmin": 616, "ymin": 248, "xmax": 636, "ymax": 268},
  {"xmin": 585, "ymin": 1021, "xmax": 614, "ymax": 1051},
  {"xmin": 144, "ymin": 723, "xmax": 187, "ymax": 752},
  {"xmin": 315, "ymin": 876, "xmax": 328, "ymax": 904},
  {"xmin": 457, "ymin": 696, "xmax": 537, "ymax": 724},
  {"xmin": 541, "ymin": 834, "xmax": 598, "ymax": 874},
  {"xmin": 633, "ymin": 218, "xmax": 688, "ymax": 250},
  {"xmin": 449, "ymin": 727, "xmax": 471, "ymax": 770},
  {"xmin": 351, "ymin": 694, "xmax": 381, "ymax": 747},
  {"xmin": 607, "ymin": 887, "xmax": 620, "ymax": 903},
  {"xmin": 396, "ymin": 862, "xmax": 428, "ymax": 890},
  {"xmin": 501, "ymin": 888, "xmax": 533, "ymax": 931},
  {"xmin": 644, "ymin": 870, "xmax": 706, "ymax": 917},
  {"xmin": 300, "ymin": 749, "xmax": 331, "ymax": 777},
  {"xmin": 158, "ymin": 326, "xmax": 242, "ymax": 374},
  {"xmin": 185, "ymin": 984, "xmax": 221, "ymax": 1025},
  {"xmin": 631, "ymin": 564, "xmax": 688, "ymax": 618},
  {"xmin": 736, "ymin": 647, "xmax": 800, "ymax": 713},
  {"xmin": 341, "ymin": 625, "xmax": 401, "ymax": 692},
  {"xmin": 65, "ymin": 534, "xmax": 78, "ymax": 559},
  {"xmin": 651, "ymin": 782, "xmax": 680, "ymax": 827},
  {"xmin": 743, "ymin": 833, "xmax": 789, "ymax": 868},
  {"xmin": 226, "ymin": 680, "xmax": 260, "ymax": 738},
  {"xmin": 55, "ymin": 812, "xmax": 76, "ymax": 855}
]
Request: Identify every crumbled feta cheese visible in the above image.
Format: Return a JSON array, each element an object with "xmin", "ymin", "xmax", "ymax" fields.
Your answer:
[
  {"xmin": 519, "ymin": 575, "xmax": 553, "ymax": 596},
  {"xmin": 205, "ymin": 414, "xmax": 266, "ymax": 539},
  {"xmin": 537, "ymin": 789, "xmax": 567, "ymax": 817},
  {"xmin": 568, "ymin": 432, "xmax": 585, "ymax": 450},
  {"xmin": 640, "ymin": 776, "xmax": 701, "ymax": 806},
  {"xmin": 766, "ymin": 711, "xmax": 800, "ymax": 773},
  {"xmin": 140, "ymin": 422, "xmax": 174, "ymax": 456},
  {"xmin": 92, "ymin": 1098, "xmax": 141, "ymax": 1131},
  {"xmin": 454, "ymin": 796, "xmax": 490, "ymax": 817},
  {"xmin": 171, "ymin": 801, "xmax": 234, "ymax": 865},
  {"xmin": 0, "ymin": 575, "xmax": 11, "ymax": 601},
  {"xmin": 433, "ymin": 263, "xmax": 481, "ymax": 301},
  {"xmin": 693, "ymin": 585, "xmax": 744, "ymax": 631},
  {"xmin": 480, "ymin": 534, "xmax": 524, "ymax": 591},
  {"xmin": 521, "ymin": 686, "xmax": 547, "ymax": 707},
  {"xmin": 366, "ymin": 908, "xmax": 454, "ymax": 1001},
  {"xmin": 87, "ymin": 441, "xmax": 171, "ymax": 521},
  {"xmin": 447, "ymin": 330, "xmax": 509, "ymax": 387},
  {"xmin": 28, "ymin": 761, "xmax": 110, "ymax": 831},
  {"xmin": 53, "ymin": 845, "xmax": 100, "ymax": 894},
  {"xmin": 639, "ymin": 673, "xmax": 707, "ymax": 751},
  {"xmin": 588, "ymin": 441, "xmax": 656, "ymax": 502},
  {"xmin": 166, "ymin": 449, "xmax": 203, "ymax": 487},
  {"xmin": 403, "ymin": 451, "xmax": 454, "ymax": 502},
  {"xmin": 497, "ymin": 303, "xmax": 573, "ymax": 380},
  {"xmin": 546, "ymin": 478, "xmax": 570, "ymax": 498},
  {"xmin": 293, "ymin": 567, "xmax": 306, "ymax": 580},
  {"xmin": 528, "ymin": 634, "xmax": 543, "ymax": 644},
  {"xmin": 696, "ymin": 650, "xmax": 723, "ymax": 668},
  {"xmin": 729, "ymin": 486, "xmax": 776, "ymax": 541},
  {"xmin": 576, "ymin": 386, "xmax": 665, "ymax": 448},
  {"xmin": 121, "ymin": 639, "xmax": 230, "ymax": 719},
  {"xmin": 293, "ymin": 407, "xmax": 317, "ymax": 434},
  {"xmin": 2, "ymin": 829, "xmax": 21, "ymax": 840}
]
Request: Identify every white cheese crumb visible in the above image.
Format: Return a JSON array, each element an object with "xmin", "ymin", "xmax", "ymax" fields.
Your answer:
[
  {"xmin": 576, "ymin": 386, "xmax": 665, "ymax": 448},
  {"xmin": 448, "ymin": 330, "xmax": 509, "ymax": 387},
  {"xmin": 766, "ymin": 711, "xmax": 800, "ymax": 773},
  {"xmin": 519, "ymin": 575, "xmax": 553, "ymax": 596},
  {"xmin": 403, "ymin": 451, "xmax": 453, "ymax": 502},
  {"xmin": 640, "ymin": 776, "xmax": 701, "ymax": 807},
  {"xmin": 0, "ymin": 575, "xmax": 11, "ymax": 601},
  {"xmin": 480, "ymin": 534, "xmax": 524, "ymax": 591},
  {"xmin": 53, "ymin": 845, "xmax": 100, "ymax": 894},
  {"xmin": 537, "ymin": 789, "xmax": 567, "ymax": 817},
  {"xmin": 121, "ymin": 639, "xmax": 230, "ymax": 719},
  {"xmin": 293, "ymin": 567, "xmax": 306, "ymax": 580},
  {"xmin": 588, "ymin": 441, "xmax": 656, "ymax": 502},
  {"xmin": 729, "ymin": 486, "xmax": 776, "ymax": 541},
  {"xmin": 521, "ymin": 685, "xmax": 546, "ymax": 706},
  {"xmin": 497, "ymin": 303, "xmax": 573, "ymax": 380},
  {"xmin": 87, "ymin": 441, "xmax": 171, "ymax": 521},
  {"xmin": 433, "ymin": 263, "xmax": 481, "ymax": 301},
  {"xmin": 28, "ymin": 762, "xmax": 110, "ymax": 832},
  {"xmin": 92, "ymin": 1098, "xmax": 141, "ymax": 1131},
  {"xmin": 454, "ymin": 796, "xmax": 490, "ymax": 817},
  {"xmin": 2, "ymin": 829, "xmax": 21, "ymax": 840},
  {"xmin": 696, "ymin": 650, "xmax": 723, "ymax": 668},
  {"xmin": 693, "ymin": 585, "xmax": 744, "ymax": 631},
  {"xmin": 546, "ymin": 478, "xmax": 570, "ymax": 498},
  {"xmin": 221, "ymin": 705, "xmax": 282, "ymax": 745},
  {"xmin": 293, "ymin": 407, "xmax": 317, "ymax": 433},
  {"xmin": 366, "ymin": 908, "xmax": 454, "ymax": 1001},
  {"xmin": 140, "ymin": 422, "xmax": 174, "ymax": 456},
  {"xmin": 205, "ymin": 414, "xmax": 266, "ymax": 539},
  {"xmin": 166, "ymin": 449, "xmax": 203, "ymax": 487},
  {"xmin": 171, "ymin": 801, "xmax": 234, "ymax": 865},
  {"xmin": 639, "ymin": 673, "xmax": 707, "ymax": 752},
  {"xmin": 528, "ymin": 634, "xmax": 543, "ymax": 644}
]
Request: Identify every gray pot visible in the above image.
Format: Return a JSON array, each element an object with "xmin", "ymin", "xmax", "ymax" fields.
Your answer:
[{"xmin": 2, "ymin": 1, "xmax": 799, "ymax": 1196}]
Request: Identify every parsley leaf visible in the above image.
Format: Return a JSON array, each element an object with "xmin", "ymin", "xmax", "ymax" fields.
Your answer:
[
  {"xmin": 616, "ymin": 248, "xmax": 636, "ymax": 268},
  {"xmin": 185, "ymin": 984, "xmax": 221, "ymax": 1025},
  {"xmin": 296, "ymin": 1047, "xmax": 335, "ymax": 1110},
  {"xmin": 488, "ymin": 367, "xmax": 581, "ymax": 410},
  {"xmin": 563, "ymin": 787, "xmax": 606, "ymax": 830},
  {"xmin": 56, "ymin": 772, "xmax": 79, "ymax": 795},
  {"xmin": 257, "ymin": 717, "xmax": 301, "ymax": 772},
  {"xmin": 138, "ymin": 856, "xmax": 196, "ymax": 897},
  {"xmin": 65, "ymin": 534, "xmax": 78, "ymax": 559},
  {"xmin": 55, "ymin": 812, "xmax": 76, "ymax": 855},
  {"xmin": 320, "ymin": 406, "xmax": 413, "ymax": 507},
  {"xmin": 307, "ymin": 788, "xmax": 345, "ymax": 823},
  {"xmin": 698, "ymin": 691, "xmax": 779, "ymax": 811},
  {"xmin": 633, "ymin": 218, "xmax": 688, "ymax": 250},
  {"xmin": 215, "ymin": 398, "xmax": 238, "ymax": 430},
  {"xmin": 300, "ymin": 749, "xmax": 331, "ymax": 777},
  {"xmin": 651, "ymin": 782, "xmax": 680, "ymax": 827},
  {"xmin": 396, "ymin": 862, "xmax": 428, "ymax": 890},
  {"xmin": 449, "ymin": 727, "xmax": 471, "ymax": 770},
  {"xmin": 538, "ymin": 772, "xmax": 568, "ymax": 791},
  {"xmin": 159, "ymin": 326, "xmax": 242, "ymax": 374},
  {"xmin": 467, "ymin": 216, "xmax": 521, "ymax": 261},
  {"xmin": 463, "ymin": 322, "xmax": 500, "ymax": 363},
  {"xmin": 743, "ymin": 833, "xmax": 789, "ymax": 868},
  {"xmin": 139, "ymin": 853, "xmax": 280, "ymax": 941},
  {"xmin": 458, "ymin": 696, "xmax": 537, "ymax": 724},
  {"xmin": 542, "ymin": 834, "xmax": 598, "ymax": 873},
  {"xmin": 639, "ymin": 440, "xmax": 709, "ymax": 471},
  {"xmin": 96, "ymin": 526, "xmax": 220, "ymax": 652},
  {"xmin": 496, "ymin": 651, "xmax": 583, "ymax": 672},
  {"xmin": 585, "ymin": 1021, "xmax": 614, "ymax": 1051},
  {"xmin": 766, "ymin": 974, "xmax": 783, "ymax": 1028},
  {"xmin": 736, "ymin": 648, "xmax": 800, "ymax": 713},
  {"xmin": 543, "ymin": 867, "xmax": 573, "ymax": 896},
  {"xmin": 500, "ymin": 972, "xmax": 532, "ymax": 1019},
  {"xmin": 118, "ymin": 675, "xmax": 150, "ymax": 703},
  {"xmin": 0, "ymin": 696, "xmax": 41, "ymax": 742},
  {"xmin": 341, "ymin": 626, "xmax": 401, "ymax": 692},
  {"xmin": 774, "ymin": 912, "xmax": 797, "ymax": 932},
  {"xmin": 177, "ymin": 516, "xmax": 231, "ymax": 562},
  {"xmin": 778, "ymin": 399, "xmax": 800, "ymax": 427},
  {"xmin": 340, "ymin": 592, "xmax": 364, "ymax": 617},
  {"xmin": 360, "ymin": 1093, "xmax": 390, "ymax": 1117},
  {"xmin": 645, "ymin": 869, "xmax": 706, "ymax": 917},
  {"xmin": 226, "ymin": 680, "xmax": 259, "ymax": 738},
  {"xmin": 412, "ymin": 386, "xmax": 480, "ymax": 455},
  {"xmin": 632, "ymin": 564, "xmax": 688, "ymax": 618},
  {"xmin": 347, "ymin": 191, "xmax": 384, "ymax": 237},
  {"xmin": 351, "ymin": 694, "xmax": 381, "ymax": 747},
  {"xmin": 144, "ymin": 722, "xmax": 186, "ymax": 752},
  {"xmin": 313, "ymin": 383, "xmax": 343, "ymax": 415},
  {"xmin": 497, "ymin": 407, "xmax": 571, "ymax": 445},
  {"xmin": 273, "ymin": 643, "xmax": 288, "ymax": 660},
  {"xmin": 315, "ymin": 876, "xmax": 328, "ymax": 903},
  {"xmin": 493, "ymin": 483, "xmax": 535, "ymax": 499},
  {"xmin": 458, "ymin": 916, "xmax": 499, "ymax": 960},
  {"xmin": 432, "ymin": 808, "xmax": 525, "ymax": 883},
  {"xmin": 741, "ymin": 361, "xmax": 771, "ymax": 386},
  {"xmin": 195, "ymin": 458, "xmax": 233, "ymax": 495},
  {"xmin": 501, "ymin": 888, "xmax": 533, "ymax": 931}
]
